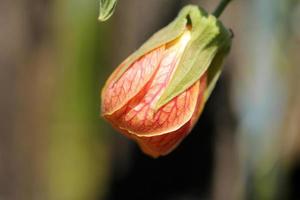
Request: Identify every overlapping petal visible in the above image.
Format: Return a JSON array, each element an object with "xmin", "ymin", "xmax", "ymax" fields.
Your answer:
[
  {"xmin": 126, "ymin": 75, "xmax": 207, "ymax": 157},
  {"xmin": 103, "ymin": 31, "xmax": 197, "ymax": 136},
  {"xmin": 102, "ymin": 30, "xmax": 209, "ymax": 157},
  {"xmin": 102, "ymin": 46, "xmax": 165, "ymax": 115}
]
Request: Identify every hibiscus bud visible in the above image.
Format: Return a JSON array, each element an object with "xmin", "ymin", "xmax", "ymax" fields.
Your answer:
[{"xmin": 101, "ymin": 5, "xmax": 232, "ymax": 157}]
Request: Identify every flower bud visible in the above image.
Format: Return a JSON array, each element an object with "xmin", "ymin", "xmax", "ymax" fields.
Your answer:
[{"xmin": 101, "ymin": 5, "xmax": 232, "ymax": 157}]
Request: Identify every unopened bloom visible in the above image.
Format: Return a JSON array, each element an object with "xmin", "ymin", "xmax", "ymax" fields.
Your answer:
[{"xmin": 101, "ymin": 5, "xmax": 232, "ymax": 157}]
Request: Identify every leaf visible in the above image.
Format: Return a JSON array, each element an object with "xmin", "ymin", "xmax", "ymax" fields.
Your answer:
[
  {"xmin": 155, "ymin": 10, "xmax": 232, "ymax": 110},
  {"xmin": 98, "ymin": 0, "xmax": 118, "ymax": 22}
]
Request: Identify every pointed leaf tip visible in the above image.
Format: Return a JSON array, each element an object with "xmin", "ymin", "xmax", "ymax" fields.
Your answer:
[{"xmin": 98, "ymin": 0, "xmax": 118, "ymax": 22}]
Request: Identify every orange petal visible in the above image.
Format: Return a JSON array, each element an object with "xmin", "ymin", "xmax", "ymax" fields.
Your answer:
[
  {"xmin": 132, "ymin": 122, "xmax": 191, "ymax": 158},
  {"xmin": 104, "ymin": 72, "xmax": 207, "ymax": 158},
  {"xmin": 101, "ymin": 30, "xmax": 209, "ymax": 157},
  {"xmin": 105, "ymin": 41, "xmax": 200, "ymax": 136},
  {"xmin": 188, "ymin": 72, "xmax": 207, "ymax": 131},
  {"xmin": 129, "ymin": 74, "xmax": 207, "ymax": 157},
  {"xmin": 102, "ymin": 46, "xmax": 165, "ymax": 115}
]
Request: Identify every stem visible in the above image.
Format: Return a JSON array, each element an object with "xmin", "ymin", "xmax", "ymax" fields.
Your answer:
[{"xmin": 213, "ymin": 0, "xmax": 232, "ymax": 18}]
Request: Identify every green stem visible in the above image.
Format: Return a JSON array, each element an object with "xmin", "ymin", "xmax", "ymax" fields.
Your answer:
[{"xmin": 213, "ymin": 0, "xmax": 232, "ymax": 18}]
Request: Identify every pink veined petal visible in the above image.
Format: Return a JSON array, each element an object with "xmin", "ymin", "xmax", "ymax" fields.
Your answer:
[
  {"xmin": 102, "ymin": 46, "xmax": 165, "ymax": 115},
  {"xmin": 103, "ymin": 75, "xmax": 207, "ymax": 157},
  {"xmin": 188, "ymin": 73, "xmax": 207, "ymax": 131},
  {"xmin": 132, "ymin": 122, "xmax": 191, "ymax": 158},
  {"xmin": 106, "ymin": 39, "xmax": 199, "ymax": 137},
  {"xmin": 128, "ymin": 74, "xmax": 207, "ymax": 157},
  {"xmin": 102, "ymin": 28, "xmax": 208, "ymax": 157}
]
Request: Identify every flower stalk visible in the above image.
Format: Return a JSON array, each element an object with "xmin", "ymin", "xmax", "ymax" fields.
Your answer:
[{"xmin": 213, "ymin": 0, "xmax": 233, "ymax": 18}]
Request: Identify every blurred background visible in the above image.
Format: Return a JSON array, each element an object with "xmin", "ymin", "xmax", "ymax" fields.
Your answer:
[{"xmin": 0, "ymin": 0, "xmax": 300, "ymax": 199}]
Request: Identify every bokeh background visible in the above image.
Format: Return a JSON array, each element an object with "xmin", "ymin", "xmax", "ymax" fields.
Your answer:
[{"xmin": 1, "ymin": 0, "xmax": 300, "ymax": 199}]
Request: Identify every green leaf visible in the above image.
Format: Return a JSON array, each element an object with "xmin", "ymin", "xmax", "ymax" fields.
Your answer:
[
  {"xmin": 98, "ymin": 0, "xmax": 118, "ymax": 22},
  {"xmin": 155, "ymin": 9, "xmax": 232, "ymax": 109}
]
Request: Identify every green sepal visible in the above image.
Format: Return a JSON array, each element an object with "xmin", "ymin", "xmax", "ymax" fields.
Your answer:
[
  {"xmin": 98, "ymin": 0, "xmax": 118, "ymax": 22},
  {"xmin": 204, "ymin": 34, "xmax": 231, "ymax": 102},
  {"xmin": 109, "ymin": 5, "xmax": 199, "ymax": 84},
  {"xmin": 155, "ymin": 7, "xmax": 232, "ymax": 109}
]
